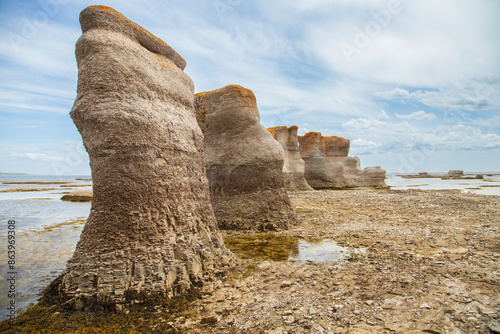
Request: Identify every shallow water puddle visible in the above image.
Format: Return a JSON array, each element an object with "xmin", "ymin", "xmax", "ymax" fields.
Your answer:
[
  {"xmin": 224, "ymin": 233, "xmax": 366, "ymax": 264},
  {"xmin": 289, "ymin": 238, "xmax": 366, "ymax": 264}
]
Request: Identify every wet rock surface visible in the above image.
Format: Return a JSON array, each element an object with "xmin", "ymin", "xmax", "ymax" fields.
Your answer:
[
  {"xmin": 183, "ymin": 189, "xmax": 498, "ymax": 333},
  {"xmin": 60, "ymin": 189, "xmax": 93, "ymax": 202},
  {"xmin": 4, "ymin": 189, "xmax": 499, "ymax": 333}
]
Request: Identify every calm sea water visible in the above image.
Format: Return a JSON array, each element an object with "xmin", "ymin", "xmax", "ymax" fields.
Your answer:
[
  {"xmin": 386, "ymin": 174, "xmax": 500, "ymax": 196},
  {"xmin": 0, "ymin": 175, "xmax": 91, "ymax": 321},
  {"xmin": 0, "ymin": 173, "xmax": 498, "ymax": 321}
]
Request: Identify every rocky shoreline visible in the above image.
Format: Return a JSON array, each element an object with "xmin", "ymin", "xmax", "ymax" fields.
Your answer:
[{"xmin": 3, "ymin": 188, "xmax": 499, "ymax": 333}]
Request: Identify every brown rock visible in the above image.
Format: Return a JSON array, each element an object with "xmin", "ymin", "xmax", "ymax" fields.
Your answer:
[
  {"xmin": 48, "ymin": 5, "xmax": 233, "ymax": 310},
  {"xmin": 298, "ymin": 132, "xmax": 387, "ymax": 189},
  {"xmin": 60, "ymin": 188, "xmax": 93, "ymax": 202},
  {"xmin": 268, "ymin": 126, "xmax": 313, "ymax": 191},
  {"xmin": 194, "ymin": 85, "xmax": 297, "ymax": 231}
]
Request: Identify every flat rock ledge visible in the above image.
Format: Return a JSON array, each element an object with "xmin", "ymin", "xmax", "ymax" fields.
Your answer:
[{"xmin": 60, "ymin": 189, "xmax": 93, "ymax": 202}]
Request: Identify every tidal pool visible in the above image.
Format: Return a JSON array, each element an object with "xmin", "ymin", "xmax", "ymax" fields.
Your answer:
[
  {"xmin": 223, "ymin": 233, "xmax": 366, "ymax": 264},
  {"xmin": 289, "ymin": 238, "xmax": 366, "ymax": 264}
]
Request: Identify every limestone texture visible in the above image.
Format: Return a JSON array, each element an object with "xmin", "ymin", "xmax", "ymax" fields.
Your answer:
[
  {"xmin": 298, "ymin": 132, "xmax": 387, "ymax": 189},
  {"xmin": 194, "ymin": 85, "xmax": 297, "ymax": 231},
  {"xmin": 267, "ymin": 126, "xmax": 313, "ymax": 191},
  {"xmin": 50, "ymin": 5, "xmax": 232, "ymax": 310}
]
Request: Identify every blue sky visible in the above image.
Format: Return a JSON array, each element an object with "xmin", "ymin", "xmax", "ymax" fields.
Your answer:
[{"xmin": 1, "ymin": 0, "xmax": 499, "ymax": 175}]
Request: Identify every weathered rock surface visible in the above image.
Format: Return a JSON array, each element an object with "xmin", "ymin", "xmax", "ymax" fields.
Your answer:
[
  {"xmin": 267, "ymin": 126, "xmax": 313, "ymax": 191},
  {"xmin": 49, "ymin": 5, "xmax": 233, "ymax": 310},
  {"xmin": 60, "ymin": 188, "xmax": 93, "ymax": 202},
  {"xmin": 194, "ymin": 85, "xmax": 297, "ymax": 231},
  {"xmin": 298, "ymin": 132, "xmax": 387, "ymax": 189},
  {"xmin": 6, "ymin": 189, "xmax": 500, "ymax": 333}
]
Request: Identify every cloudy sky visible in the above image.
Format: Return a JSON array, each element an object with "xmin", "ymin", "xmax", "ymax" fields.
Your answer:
[{"xmin": 1, "ymin": 0, "xmax": 499, "ymax": 175}]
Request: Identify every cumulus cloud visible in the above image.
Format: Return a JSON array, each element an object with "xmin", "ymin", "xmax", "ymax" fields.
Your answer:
[
  {"xmin": 342, "ymin": 118, "xmax": 387, "ymax": 131},
  {"xmin": 0, "ymin": 0, "xmax": 499, "ymax": 173},
  {"xmin": 375, "ymin": 83, "xmax": 499, "ymax": 112},
  {"xmin": 396, "ymin": 111, "xmax": 437, "ymax": 121},
  {"xmin": 350, "ymin": 138, "xmax": 382, "ymax": 154}
]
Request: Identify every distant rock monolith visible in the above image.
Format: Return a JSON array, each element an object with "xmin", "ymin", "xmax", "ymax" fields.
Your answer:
[
  {"xmin": 48, "ymin": 5, "xmax": 233, "ymax": 311},
  {"xmin": 194, "ymin": 85, "xmax": 297, "ymax": 231},
  {"xmin": 298, "ymin": 132, "xmax": 387, "ymax": 189},
  {"xmin": 60, "ymin": 188, "xmax": 93, "ymax": 202},
  {"xmin": 268, "ymin": 126, "xmax": 313, "ymax": 191}
]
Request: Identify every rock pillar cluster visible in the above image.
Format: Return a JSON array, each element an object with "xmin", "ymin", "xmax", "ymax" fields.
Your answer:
[
  {"xmin": 267, "ymin": 126, "xmax": 313, "ymax": 191},
  {"xmin": 194, "ymin": 85, "xmax": 297, "ymax": 231},
  {"xmin": 298, "ymin": 132, "xmax": 387, "ymax": 189},
  {"xmin": 52, "ymin": 5, "xmax": 232, "ymax": 310}
]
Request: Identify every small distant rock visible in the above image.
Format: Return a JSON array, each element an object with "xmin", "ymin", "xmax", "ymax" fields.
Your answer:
[
  {"xmin": 420, "ymin": 303, "xmax": 431, "ymax": 309},
  {"xmin": 280, "ymin": 281, "xmax": 293, "ymax": 288},
  {"xmin": 282, "ymin": 315, "xmax": 295, "ymax": 324},
  {"xmin": 60, "ymin": 189, "xmax": 93, "ymax": 202},
  {"xmin": 478, "ymin": 304, "xmax": 496, "ymax": 315},
  {"xmin": 257, "ymin": 261, "xmax": 272, "ymax": 271}
]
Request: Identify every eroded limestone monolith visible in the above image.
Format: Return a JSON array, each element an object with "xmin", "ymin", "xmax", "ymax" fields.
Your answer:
[
  {"xmin": 298, "ymin": 132, "xmax": 387, "ymax": 189},
  {"xmin": 47, "ymin": 5, "xmax": 233, "ymax": 310},
  {"xmin": 268, "ymin": 126, "xmax": 313, "ymax": 191},
  {"xmin": 194, "ymin": 85, "xmax": 297, "ymax": 231}
]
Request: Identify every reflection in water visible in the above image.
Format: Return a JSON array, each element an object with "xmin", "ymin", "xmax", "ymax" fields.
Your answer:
[
  {"xmin": 224, "ymin": 234, "xmax": 298, "ymax": 261},
  {"xmin": 224, "ymin": 233, "xmax": 366, "ymax": 265},
  {"xmin": 289, "ymin": 238, "xmax": 366, "ymax": 264}
]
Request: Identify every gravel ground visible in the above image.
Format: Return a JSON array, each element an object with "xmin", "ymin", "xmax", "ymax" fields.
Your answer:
[{"xmin": 182, "ymin": 189, "xmax": 500, "ymax": 334}]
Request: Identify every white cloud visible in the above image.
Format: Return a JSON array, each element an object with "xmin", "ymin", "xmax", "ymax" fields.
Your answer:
[
  {"xmin": 342, "ymin": 117, "xmax": 388, "ymax": 131},
  {"xmin": 374, "ymin": 88, "xmax": 410, "ymax": 100},
  {"xmin": 15, "ymin": 153, "xmax": 67, "ymax": 162},
  {"xmin": 0, "ymin": 0, "xmax": 499, "ymax": 173},
  {"xmin": 375, "ymin": 83, "xmax": 499, "ymax": 112},
  {"xmin": 0, "ymin": 141, "xmax": 90, "ymax": 175},
  {"xmin": 396, "ymin": 111, "xmax": 437, "ymax": 121},
  {"xmin": 350, "ymin": 138, "xmax": 382, "ymax": 154}
]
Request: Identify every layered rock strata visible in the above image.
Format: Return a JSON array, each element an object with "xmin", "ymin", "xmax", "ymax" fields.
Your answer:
[
  {"xmin": 194, "ymin": 85, "xmax": 297, "ymax": 231},
  {"xmin": 49, "ymin": 5, "xmax": 232, "ymax": 310},
  {"xmin": 267, "ymin": 126, "xmax": 313, "ymax": 191},
  {"xmin": 298, "ymin": 132, "xmax": 387, "ymax": 189}
]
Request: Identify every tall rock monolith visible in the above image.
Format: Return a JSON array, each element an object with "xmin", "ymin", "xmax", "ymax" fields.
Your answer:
[
  {"xmin": 194, "ymin": 85, "xmax": 297, "ymax": 231},
  {"xmin": 47, "ymin": 5, "xmax": 233, "ymax": 311},
  {"xmin": 268, "ymin": 126, "xmax": 313, "ymax": 191},
  {"xmin": 298, "ymin": 132, "xmax": 387, "ymax": 189}
]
